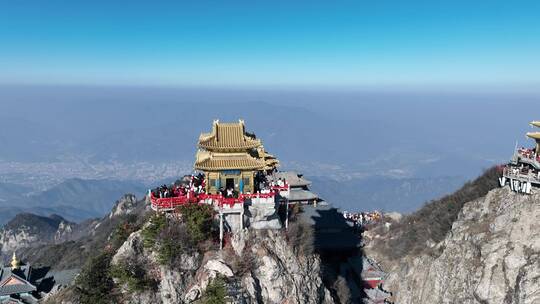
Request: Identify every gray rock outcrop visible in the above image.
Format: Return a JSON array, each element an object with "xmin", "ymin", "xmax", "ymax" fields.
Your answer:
[
  {"xmin": 0, "ymin": 213, "xmax": 77, "ymax": 255},
  {"xmin": 111, "ymin": 228, "xmax": 333, "ymax": 304},
  {"xmin": 247, "ymin": 202, "xmax": 282, "ymax": 230},
  {"xmin": 109, "ymin": 194, "xmax": 138, "ymax": 218},
  {"xmin": 367, "ymin": 187, "xmax": 540, "ymax": 304}
]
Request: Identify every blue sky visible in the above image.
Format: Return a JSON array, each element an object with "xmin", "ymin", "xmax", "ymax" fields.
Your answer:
[{"xmin": 0, "ymin": 1, "xmax": 539, "ymax": 88}]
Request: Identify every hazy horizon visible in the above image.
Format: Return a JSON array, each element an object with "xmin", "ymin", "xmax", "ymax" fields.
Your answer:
[{"xmin": 2, "ymin": 84, "xmax": 539, "ymax": 193}]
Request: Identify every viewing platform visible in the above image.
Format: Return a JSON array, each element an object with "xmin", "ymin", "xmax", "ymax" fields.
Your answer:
[
  {"xmin": 149, "ymin": 192, "xmax": 200, "ymax": 211},
  {"xmin": 500, "ymin": 121, "xmax": 540, "ymax": 194},
  {"xmin": 510, "ymin": 148, "xmax": 540, "ymax": 170},
  {"xmin": 501, "ymin": 151, "xmax": 540, "ymax": 194},
  {"xmin": 149, "ymin": 184, "xmax": 289, "ymax": 212}
]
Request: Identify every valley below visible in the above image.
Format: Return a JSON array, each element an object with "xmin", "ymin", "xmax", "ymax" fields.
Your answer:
[{"xmin": 1, "ymin": 165, "xmax": 539, "ymax": 303}]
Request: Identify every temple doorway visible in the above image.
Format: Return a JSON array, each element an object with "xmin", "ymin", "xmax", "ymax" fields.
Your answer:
[{"xmin": 226, "ymin": 178, "xmax": 235, "ymax": 190}]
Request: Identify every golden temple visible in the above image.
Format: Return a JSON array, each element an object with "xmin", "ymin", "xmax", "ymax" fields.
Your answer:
[{"xmin": 194, "ymin": 120, "xmax": 279, "ymax": 194}]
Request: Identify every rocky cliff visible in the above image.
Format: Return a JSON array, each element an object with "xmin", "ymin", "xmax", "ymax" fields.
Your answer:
[
  {"xmin": 366, "ymin": 186, "xmax": 540, "ymax": 304},
  {"xmin": 40, "ymin": 191, "xmax": 369, "ymax": 304},
  {"xmin": 110, "ymin": 228, "xmax": 334, "ymax": 304},
  {"xmin": 0, "ymin": 213, "xmax": 78, "ymax": 256}
]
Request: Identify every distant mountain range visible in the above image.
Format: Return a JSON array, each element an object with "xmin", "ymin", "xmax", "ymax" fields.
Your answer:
[
  {"xmin": 0, "ymin": 178, "xmax": 146, "ymax": 224},
  {"xmin": 0, "ymin": 174, "xmax": 466, "ymax": 226},
  {"xmin": 311, "ymin": 175, "xmax": 466, "ymax": 213},
  {"xmin": 0, "ymin": 182, "xmax": 34, "ymax": 203}
]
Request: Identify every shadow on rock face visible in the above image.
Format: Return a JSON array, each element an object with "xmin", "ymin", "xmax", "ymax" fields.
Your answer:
[{"xmin": 294, "ymin": 203, "xmax": 368, "ymax": 303}]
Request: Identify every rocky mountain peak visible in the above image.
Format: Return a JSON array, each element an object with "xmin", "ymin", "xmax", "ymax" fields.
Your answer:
[
  {"xmin": 367, "ymin": 185, "xmax": 540, "ymax": 303},
  {"xmin": 0, "ymin": 213, "xmax": 77, "ymax": 256},
  {"xmin": 109, "ymin": 194, "xmax": 139, "ymax": 219},
  {"xmin": 4, "ymin": 213, "xmax": 65, "ymax": 230}
]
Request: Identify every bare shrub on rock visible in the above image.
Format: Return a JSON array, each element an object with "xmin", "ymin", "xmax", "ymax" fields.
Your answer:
[
  {"xmin": 286, "ymin": 220, "xmax": 315, "ymax": 256},
  {"xmin": 376, "ymin": 166, "xmax": 500, "ymax": 259}
]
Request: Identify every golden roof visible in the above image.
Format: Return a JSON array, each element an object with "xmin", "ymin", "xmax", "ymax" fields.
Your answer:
[
  {"xmin": 198, "ymin": 120, "xmax": 261, "ymax": 152},
  {"xmin": 264, "ymin": 161, "xmax": 279, "ymax": 170},
  {"xmin": 256, "ymin": 147, "xmax": 274, "ymax": 159},
  {"xmin": 194, "ymin": 150, "xmax": 265, "ymax": 171},
  {"xmin": 526, "ymin": 132, "xmax": 540, "ymax": 140},
  {"xmin": 530, "ymin": 121, "xmax": 540, "ymax": 128},
  {"xmin": 256, "ymin": 146, "xmax": 279, "ymax": 169},
  {"xmin": 265, "ymin": 158, "xmax": 279, "ymax": 165}
]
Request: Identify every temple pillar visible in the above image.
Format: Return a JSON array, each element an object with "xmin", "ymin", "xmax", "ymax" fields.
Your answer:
[
  {"xmin": 240, "ymin": 208, "xmax": 244, "ymax": 230},
  {"xmin": 219, "ymin": 212, "xmax": 224, "ymax": 250},
  {"xmin": 285, "ymin": 199, "xmax": 289, "ymax": 229}
]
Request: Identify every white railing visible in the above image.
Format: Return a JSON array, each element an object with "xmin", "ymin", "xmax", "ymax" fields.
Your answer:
[
  {"xmin": 503, "ymin": 167, "xmax": 540, "ymax": 183},
  {"xmin": 250, "ymin": 196, "xmax": 275, "ymax": 204}
]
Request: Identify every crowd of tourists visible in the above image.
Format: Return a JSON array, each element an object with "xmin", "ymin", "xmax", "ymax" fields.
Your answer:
[
  {"xmin": 253, "ymin": 173, "xmax": 276, "ymax": 193},
  {"xmin": 151, "ymin": 173, "xmax": 206, "ymax": 199},
  {"xmin": 270, "ymin": 178, "xmax": 286, "ymax": 188},
  {"xmin": 518, "ymin": 147, "xmax": 540, "ymax": 162},
  {"xmin": 256, "ymin": 178, "xmax": 286, "ymax": 194},
  {"xmin": 343, "ymin": 211, "xmax": 382, "ymax": 227},
  {"xmin": 507, "ymin": 164, "xmax": 540, "ymax": 180},
  {"xmin": 151, "ymin": 172, "xmax": 286, "ymax": 200},
  {"xmin": 219, "ymin": 186, "xmax": 239, "ymax": 198}
]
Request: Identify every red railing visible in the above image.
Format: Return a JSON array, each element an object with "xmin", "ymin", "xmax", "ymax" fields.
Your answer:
[
  {"xmin": 271, "ymin": 183, "xmax": 289, "ymax": 192},
  {"xmin": 242, "ymin": 192, "xmax": 275, "ymax": 199},
  {"xmin": 150, "ymin": 192, "xmax": 250, "ymax": 210},
  {"xmin": 198, "ymin": 193, "xmax": 243, "ymax": 207},
  {"xmin": 220, "ymin": 197, "xmax": 240, "ymax": 207},
  {"xmin": 150, "ymin": 183, "xmax": 286, "ymax": 211},
  {"xmin": 363, "ymin": 277, "xmax": 383, "ymax": 289},
  {"xmin": 149, "ymin": 192, "xmax": 200, "ymax": 210}
]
